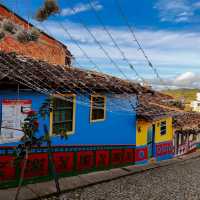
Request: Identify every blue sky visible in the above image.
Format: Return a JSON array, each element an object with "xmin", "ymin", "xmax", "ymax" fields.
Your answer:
[{"xmin": 1, "ymin": 0, "xmax": 200, "ymax": 89}]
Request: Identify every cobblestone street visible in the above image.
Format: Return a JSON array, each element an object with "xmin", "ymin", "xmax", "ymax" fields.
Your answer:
[{"xmin": 46, "ymin": 157, "xmax": 200, "ymax": 200}]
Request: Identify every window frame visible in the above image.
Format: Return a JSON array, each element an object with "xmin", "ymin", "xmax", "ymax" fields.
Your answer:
[
  {"xmin": 90, "ymin": 95, "xmax": 106, "ymax": 123},
  {"xmin": 50, "ymin": 94, "xmax": 76, "ymax": 136},
  {"xmin": 160, "ymin": 120, "xmax": 167, "ymax": 135}
]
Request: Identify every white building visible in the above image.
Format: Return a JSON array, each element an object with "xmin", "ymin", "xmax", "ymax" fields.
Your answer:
[{"xmin": 191, "ymin": 93, "xmax": 200, "ymax": 112}]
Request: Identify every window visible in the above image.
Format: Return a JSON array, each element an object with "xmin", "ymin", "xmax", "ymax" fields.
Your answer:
[
  {"xmin": 51, "ymin": 95, "xmax": 76, "ymax": 135},
  {"xmin": 90, "ymin": 95, "xmax": 106, "ymax": 122},
  {"xmin": 160, "ymin": 121, "xmax": 167, "ymax": 135}
]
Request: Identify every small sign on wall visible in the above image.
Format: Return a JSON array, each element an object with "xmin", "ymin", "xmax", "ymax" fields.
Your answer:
[{"xmin": 0, "ymin": 100, "xmax": 32, "ymax": 143}]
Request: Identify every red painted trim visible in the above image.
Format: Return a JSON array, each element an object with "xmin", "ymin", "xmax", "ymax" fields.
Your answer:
[
  {"xmin": 0, "ymin": 146, "xmax": 136, "ymax": 185},
  {"xmin": 156, "ymin": 141, "xmax": 173, "ymax": 157},
  {"xmin": 96, "ymin": 150, "xmax": 110, "ymax": 168},
  {"xmin": 135, "ymin": 147, "xmax": 148, "ymax": 162},
  {"xmin": 53, "ymin": 152, "xmax": 74, "ymax": 173},
  {"xmin": 0, "ymin": 155, "xmax": 16, "ymax": 181},
  {"xmin": 77, "ymin": 151, "xmax": 94, "ymax": 171},
  {"xmin": 22, "ymin": 153, "xmax": 49, "ymax": 179}
]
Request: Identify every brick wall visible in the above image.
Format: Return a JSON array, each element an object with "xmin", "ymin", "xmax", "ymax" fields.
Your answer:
[{"xmin": 0, "ymin": 5, "xmax": 71, "ymax": 65}]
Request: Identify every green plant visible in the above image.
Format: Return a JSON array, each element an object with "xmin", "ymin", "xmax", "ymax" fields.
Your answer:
[
  {"xmin": 15, "ymin": 29, "xmax": 30, "ymax": 43},
  {"xmin": 2, "ymin": 19, "xmax": 16, "ymax": 33},
  {"xmin": 28, "ymin": 28, "xmax": 40, "ymax": 41}
]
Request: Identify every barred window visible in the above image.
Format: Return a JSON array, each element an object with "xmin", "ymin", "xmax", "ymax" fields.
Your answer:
[
  {"xmin": 90, "ymin": 95, "xmax": 106, "ymax": 122},
  {"xmin": 160, "ymin": 121, "xmax": 167, "ymax": 135},
  {"xmin": 52, "ymin": 95, "xmax": 75, "ymax": 135}
]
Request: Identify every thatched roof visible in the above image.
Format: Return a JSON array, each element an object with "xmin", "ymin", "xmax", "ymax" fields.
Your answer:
[
  {"xmin": 138, "ymin": 91, "xmax": 200, "ymax": 133},
  {"xmin": 137, "ymin": 92, "xmax": 180, "ymax": 121},
  {"xmin": 0, "ymin": 51, "xmax": 151, "ymax": 95},
  {"xmin": 137, "ymin": 102, "xmax": 176, "ymax": 121},
  {"xmin": 174, "ymin": 112, "xmax": 200, "ymax": 132},
  {"xmin": 1, "ymin": 51, "xmax": 199, "ymax": 133}
]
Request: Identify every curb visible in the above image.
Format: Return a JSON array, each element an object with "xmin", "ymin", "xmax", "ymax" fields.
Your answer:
[{"xmin": 1, "ymin": 151, "xmax": 200, "ymax": 200}]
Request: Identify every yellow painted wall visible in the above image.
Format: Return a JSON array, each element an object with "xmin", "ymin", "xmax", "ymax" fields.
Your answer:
[
  {"xmin": 136, "ymin": 120, "xmax": 150, "ymax": 146},
  {"xmin": 136, "ymin": 117, "xmax": 173, "ymax": 146},
  {"xmin": 154, "ymin": 117, "xmax": 173, "ymax": 143}
]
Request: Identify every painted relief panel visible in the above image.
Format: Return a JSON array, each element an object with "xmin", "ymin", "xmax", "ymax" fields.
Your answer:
[{"xmin": 1, "ymin": 100, "xmax": 32, "ymax": 143}]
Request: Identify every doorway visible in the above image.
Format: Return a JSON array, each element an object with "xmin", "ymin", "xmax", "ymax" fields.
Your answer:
[{"xmin": 147, "ymin": 124, "xmax": 155, "ymax": 159}]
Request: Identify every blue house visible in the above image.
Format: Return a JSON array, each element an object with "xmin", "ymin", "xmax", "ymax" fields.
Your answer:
[{"xmin": 0, "ymin": 51, "xmax": 150, "ymax": 187}]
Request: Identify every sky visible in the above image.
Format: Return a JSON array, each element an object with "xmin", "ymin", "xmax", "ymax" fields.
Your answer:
[{"xmin": 1, "ymin": 0, "xmax": 200, "ymax": 89}]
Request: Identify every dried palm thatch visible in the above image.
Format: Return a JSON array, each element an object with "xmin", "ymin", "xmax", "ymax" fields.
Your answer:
[
  {"xmin": 0, "ymin": 51, "xmax": 151, "ymax": 95},
  {"xmin": 2, "ymin": 19, "xmax": 16, "ymax": 33},
  {"xmin": 44, "ymin": 0, "xmax": 59, "ymax": 12},
  {"xmin": 36, "ymin": 8, "xmax": 49, "ymax": 22},
  {"xmin": 36, "ymin": 0, "xmax": 59, "ymax": 21},
  {"xmin": 174, "ymin": 112, "xmax": 200, "ymax": 131}
]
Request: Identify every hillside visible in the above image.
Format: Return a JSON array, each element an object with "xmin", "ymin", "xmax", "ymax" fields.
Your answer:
[{"xmin": 162, "ymin": 89, "xmax": 200, "ymax": 104}]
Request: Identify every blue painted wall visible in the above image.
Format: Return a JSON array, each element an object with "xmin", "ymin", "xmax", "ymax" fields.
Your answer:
[{"xmin": 0, "ymin": 90, "xmax": 137, "ymax": 146}]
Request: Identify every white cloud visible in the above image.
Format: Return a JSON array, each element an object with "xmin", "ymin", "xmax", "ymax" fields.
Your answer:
[
  {"xmin": 174, "ymin": 72, "xmax": 200, "ymax": 87},
  {"xmin": 149, "ymin": 72, "xmax": 200, "ymax": 89},
  {"xmin": 154, "ymin": 0, "xmax": 200, "ymax": 23},
  {"xmin": 175, "ymin": 72, "xmax": 195, "ymax": 82},
  {"xmin": 32, "ymin": 19, "xmax": 200, "ymax": 88},
  {"xmin": 61, "ymin": 1, "xmax": 103, "ymax": 16},
  {"xmin": 38, "ymin": 20, "xmax": 200, "ymax": 64}
]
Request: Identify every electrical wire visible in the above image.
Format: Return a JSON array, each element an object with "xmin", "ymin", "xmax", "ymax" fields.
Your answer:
[
  {"xmin": 0, "ymin": 54, "xmax": 136, "ymax": 114},
  {"xmin": 87, "ymin": 0, "xmax": 146, "ymax": 83},
  {"xmin": 0, "ymin": 2, "xmax": 138, "ymax": 114},
  {"xmin": 36, "ymin": 21, "xmax": 138, "ymax": 111},
  {"xmin": 114, "ymin": 0, "xmax": 169, "ymax": 88},
  {"xmin": 30, "ymin": 8, "xmax": 140, "ymax": 112},
  {"xmin": 62, "ymin": 2, "xmax": 131, "ymax": 80}
]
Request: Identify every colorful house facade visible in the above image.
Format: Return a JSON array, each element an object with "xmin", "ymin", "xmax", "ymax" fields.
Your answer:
[
  {"xmin": 0, "ymin": 51, "xmax": 151, "ymax": 188},
  {"xmin": 0, "ymin": 52, "xmax": 180, "ymax": 188},
  {"xmin": 0, "ymin": 4, "xmax": 185, "ymax": 189},
  {"xmin": 173, "ymin": 113, "xmax": 200, "ymax": 156},
  {"xmin": 135, "ymin": 102, "xmax": 174, "ymax": 164}
]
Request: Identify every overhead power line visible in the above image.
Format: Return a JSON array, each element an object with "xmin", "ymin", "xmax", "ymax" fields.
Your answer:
[
  {"xmin": 114, "ymin": 0, "xmax": 168, "ymax": 88},
  {"xmin": 0, "ymin": 1, "xmax": 138, "ymax": 114},
  {"xmin": 63, "ymin": 2, "xmax": 134, "ymax": 81},
  {"xmin": 35, "ymin": 21, "xmax": 138, "ymax": 112},
  {"xmin": 87, "ymin": 0, "xmax": 146, "ymax": 83},
  {"xmin": 57, "ymin": 22, "xmax": 103, "ymax": 73},
  {"xmin": 0, "ymin": 53, "xmax": 136, "ymax": 114},
  {"xmin": 35, "ymin": 21, "xmax": 102, "ymax": 73}
]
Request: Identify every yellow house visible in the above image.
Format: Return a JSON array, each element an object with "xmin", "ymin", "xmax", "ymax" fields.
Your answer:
[{"xmin": 135, "ymin": 103, "xmax": 174, "ymax": 164}]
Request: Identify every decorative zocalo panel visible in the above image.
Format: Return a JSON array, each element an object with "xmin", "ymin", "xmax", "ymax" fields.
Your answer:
[
  {"xmin": 135, "ymin": 146, "xmax": 148, "ymax": 162},
  {"xmin": 156, "ymin": 141, "xmax": 174, "ymax": 157},
  {"xmin": 0, "ymin": 145, "xmax": 135, "ymax": 189}
]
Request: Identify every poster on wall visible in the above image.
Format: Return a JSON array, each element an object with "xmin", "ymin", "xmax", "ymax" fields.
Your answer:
[{"xmin": 0, "ymin": 100, "xmax": 32, "ymax": 143}]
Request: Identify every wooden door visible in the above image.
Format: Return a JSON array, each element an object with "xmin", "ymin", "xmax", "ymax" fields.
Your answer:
[{"xmin": 147, "ymin": 125, "xmax": 155, "ymax": 158}]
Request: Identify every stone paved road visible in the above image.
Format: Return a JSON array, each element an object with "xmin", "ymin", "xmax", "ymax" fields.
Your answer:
[{"xmin": 45, "ymin": 157, "xmax": 200, "ymax": 200}]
